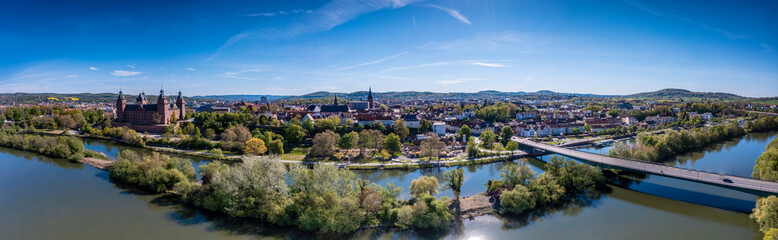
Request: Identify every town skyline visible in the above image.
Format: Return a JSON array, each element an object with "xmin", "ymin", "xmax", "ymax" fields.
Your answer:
[{"xmin": 1, "ymin": 0, "xmax": 776, "ymax": 97}]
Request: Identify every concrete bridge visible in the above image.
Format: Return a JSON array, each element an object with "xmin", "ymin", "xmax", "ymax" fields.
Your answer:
[{"xmin": 513, "ymin": 137, "xmax": 778, "ymax": 196}]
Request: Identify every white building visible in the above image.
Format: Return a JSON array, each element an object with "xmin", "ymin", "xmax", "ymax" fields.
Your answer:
[{"xmin": 432, "ymin": 122, "xmax": 446, "ymax": 136}]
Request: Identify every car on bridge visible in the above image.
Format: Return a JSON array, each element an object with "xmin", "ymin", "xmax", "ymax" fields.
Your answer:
[{"xmin": 723, "ymin": 178, "xmax": 733, "ymax": 183}]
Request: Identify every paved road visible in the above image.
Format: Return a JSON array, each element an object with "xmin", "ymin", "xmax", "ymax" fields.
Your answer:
[{"xmin": 514, "ymin": 137, "xmax": 778, "ymax": 196}]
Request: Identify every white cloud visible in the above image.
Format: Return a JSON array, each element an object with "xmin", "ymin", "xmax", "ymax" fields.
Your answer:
[
  {"xmin": 246, "ymin": 9, "xmax": 313, "ymax": 17},
  {"xmin": 222, "ymin": 69, "xmax": 263, "ymax": 80},
  {"xmin": 215, "ymin": 0, "xmax": 426, "ymax": 56},
  {"xmin": 111, "ymin": 70, "xmax": 141, "ymax": 77},
  {"xmin": 335, "ymin": 51, "xmax": 408, "ymax": 71},
  {"xmin": 436, "ymin": 78, "xmax": 484, "ymax": 85},
  {"xmin": 470, "ymin": 62, "xmax": 506, "ymax": 67},
  {"xmin": 65, "ymin": 74, "xmax": 78, "ymax": 78},
  {"xmin": 427, "ymin": 4, "xmax": 471, "ymax": 25},
  {"xmin": 127, "ymin": 64, "xmax": 136, "ymax": 69},
  {"xmin": 187, "ymin": 68, "xmax": 196, "ymax": 71},
  {"xmin": 89, "ymin": 67, "xmax": 99, "ymax": 71},
  {"xmin": 622, "ymin": 0, "xmax": 745, "ymax": 40},
  {"xmin": 381, "ymin": 60, "xmax": 509, "ymax": 73}
]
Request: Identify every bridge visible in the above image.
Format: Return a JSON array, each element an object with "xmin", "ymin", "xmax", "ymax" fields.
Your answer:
[{"xmin": 513, "ymin": 137, "xmax": 778, "ymax": 196}]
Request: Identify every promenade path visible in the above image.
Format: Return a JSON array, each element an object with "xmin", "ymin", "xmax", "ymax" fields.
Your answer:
[{"xmin": 514, "ymin": 137, "xmax": 778, "ymax": 196}]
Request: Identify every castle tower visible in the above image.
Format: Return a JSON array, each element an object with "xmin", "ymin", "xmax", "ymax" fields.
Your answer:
[
  {"xmin": 368, "ymin": 86, "xmax": 373, "ymax": 109},
  {"xmin": 176, "ymin": 90, "xmax": 185, "ymax": 121},
  {"xmin": 116, "ymin": 90, "xmax": 126, "ymax": 122},
  {"xmin": 157, "ymin": 89, "xmax": 168, "ymax": 124},
  {"xmin": 136, "ymin": 91, "xmax": 148, "ymax": 105}
]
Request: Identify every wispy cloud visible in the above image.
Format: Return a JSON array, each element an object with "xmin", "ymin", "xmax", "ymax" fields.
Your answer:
[
  {"xmin": 426, "ymin": 4, "xmax": 471, "ymax": 25},
  {"xmin": 416, "ymin": 32, "xmax": 530, "ymax": 51},
  {"xmin": 127, "ymin": 64, "xmax": 136, "ymax": 69},
  {"xmin": 212, "ymin": 0, "xmax": 426, "ymax": 58},
  {"xmin": 186, "ymin": 67, "xmax": 196, "ymax": 71},
  {"xmin": 762, "ymin": 43, "xmax": 774, "ymax": 52},
  {"xmin": 381, "ymin": 60, "xmax": 509, "ymax": 73},
  {"xmin": 470, "ymin": 62, "xmax": 506, "ymax": 67},
  {"xmin": 111, "ymin": 70, "xmax": 141, "ymax": 77},
  {"xmin": 89, "ymin": 67, "xmax": 99, "ymax": 71},
  {"xmin": 436, "ymin": 78, "xmax": 484, "ymax": 85},
  {"xmin": 245, "ymin": 9, "xmax": 313, "ymax": 17},
  {"xmin": 222, "ymin": 69, "xmax": 263, "ymax": 80},
  {"xmin": 335, "ymin": 51, "xmax": 408, "ymax": 71},
  {"xmin": 622, "ymin": 0, "xmax": 745, "ymax": 40},
  {"xmin": 65, "ymin": 74, "xmax": 78, "ymax": 78}
]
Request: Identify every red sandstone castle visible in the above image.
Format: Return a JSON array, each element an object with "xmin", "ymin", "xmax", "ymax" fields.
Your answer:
[{"xmin": 115, "ymin": 89, "xmax": 185, "ymax": 125}]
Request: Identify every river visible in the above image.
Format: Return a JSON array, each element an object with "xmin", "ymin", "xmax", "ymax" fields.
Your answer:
[{"xmin": 0, "ymin": 132, "xmax": 773, "ymax": 239}]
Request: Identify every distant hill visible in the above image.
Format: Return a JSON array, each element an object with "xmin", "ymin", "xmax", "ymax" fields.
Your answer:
[
  {"xmin": 278, "ymin": 90, "xmax": 615, "ymax": 102},
  {"xmin": 0, "ymin": 93, "xmax": 118, "ymax": 105},
  {"xmin": 190, "ymin": 94, "xmax": 288, "ymax": 102},
  {"xmin": 622, "ymin": 88, "xmax": 744, "ymax": 100}
]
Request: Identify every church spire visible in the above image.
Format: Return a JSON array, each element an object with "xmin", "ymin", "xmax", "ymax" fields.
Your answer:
[{"xmin": 334, "ymin": 94, "xmax": 338, "ymax": 105}]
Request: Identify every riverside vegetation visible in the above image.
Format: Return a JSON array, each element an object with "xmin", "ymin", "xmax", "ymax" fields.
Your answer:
[
  {"xmin": 107, "ymin": 151, "xmax": 456, "ymax": 233},
  {"xmin": 609, "ymin": 116, "xmax": 778, "ymax": 162},
  {"xmin": 486, "ymin": 156, "xmax": 606, "ymax": 215},
  {"xmin": 0, "ymin": 126, "xmax": 105, "ymax": 161},
  {"xmin": 752, "ymin": 137, "xmax": 778, "ymax": 240}
]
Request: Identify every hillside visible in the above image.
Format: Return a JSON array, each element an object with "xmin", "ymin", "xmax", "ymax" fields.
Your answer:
[{"xmin": 622, "ymin": 88, "xmax": 744, "ymax": 100}]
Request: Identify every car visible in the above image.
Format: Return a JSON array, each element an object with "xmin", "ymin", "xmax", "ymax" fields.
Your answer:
[{"xmin": 723, "ymin": 178, "xmax": 733, "ymax": 183}]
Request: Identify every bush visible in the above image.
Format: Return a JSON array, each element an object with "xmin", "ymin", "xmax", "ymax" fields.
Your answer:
[
  {"xmin": 108, "ymin": 150, "xmax": 195, "ymax": 193},
  {"xmin": 500, "ymin": 185, "xmax": 534, "ymax": 214}
]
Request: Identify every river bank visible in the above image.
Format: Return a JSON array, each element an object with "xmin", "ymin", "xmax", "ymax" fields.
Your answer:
[{"xmin": 2, "ymin": 131, "xmax": 773, "ymax": 239}]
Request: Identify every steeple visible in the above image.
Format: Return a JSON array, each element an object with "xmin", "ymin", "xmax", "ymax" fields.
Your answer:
[
  {"xmin": 177, "ymin": 89, "xmax": 183, "ymax": 100},
  {"xmin": 159, "ymin": 89, "xmax": 165, "ymax": 100},
  {"xmin": 334, "ymin": 94, "xmax": 338, "ymax": 105},
  {"xmin": 367, "ymin": 86, "xmax": 374, "ymax": 109},
  {"xmin": 118, "ymin": 89, "xmax": 124, "ymax": 100}
]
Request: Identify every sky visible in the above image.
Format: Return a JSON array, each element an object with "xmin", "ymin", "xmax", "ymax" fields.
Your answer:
[{"xmin": 0, "ymin": 0, "xmax": 776, "ymax": 97}]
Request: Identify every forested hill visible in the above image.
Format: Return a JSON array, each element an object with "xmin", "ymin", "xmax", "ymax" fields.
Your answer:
[
  {"xmin": 279, "ymin": 90, "xmax": 615, "ymax": 102},
  {"xmin": 0, "ymin": 93, "xmax": 118, "ymax": 105},
  {"xmin": 621, "ymin": 89, "xmax": 744, "ymax": 100}
]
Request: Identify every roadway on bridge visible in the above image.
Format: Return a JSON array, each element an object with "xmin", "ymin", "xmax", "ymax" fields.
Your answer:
[{"xmin": 513, "ymin": 137, "xmax": 778, "ymax": 196}]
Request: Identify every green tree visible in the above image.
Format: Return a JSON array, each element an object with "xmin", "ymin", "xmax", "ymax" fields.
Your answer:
[
  {"xmin": 410, "ymin": 175, "xmax": 439, "ymax": 198},
  {"xmin": 393, "ymin": 119, "xmax": 409, "ymax": 140},
  {"xmin": 458, "ymin": 125, "xmax": 472, "ymax": 139},
  {"xmin": 500, "ymin": 126, "xmax": 514, "ymax": 145},
  {"xmin": 442, "ymin": 168, "xmax": 464, "ymax": 202},
  {"xmin": 500, "ymin": 160, "xmax": 535, "ymax": 186},
  {"xmin": 506, "ymin": 141, "xmax": 519, "ymax": 151},
  {"xmin": 383, "ymin": 133, "xmax": 402, "ymax": 156},
  {"xmin": 500, "ymin": 184, "xmax": 534, "ymax": 214},
  {"xmin": 204, "ymin": 128, "xmax": 216, "ymax": 139},
  {"xmin": 583, "ymin": 124, "xmax": 592, "ymax": 133},
  {"xmin": 302, "ymin": 118, "xmax": 314, "ymax": 133},
  {"xmin": 479, "ymin": 129, "xmax": 497, "ymax": 149},
  {"xmin": 466, "ymin": 137, "xmax": 478, "ymax": 158},
  {"xmin": 267, "ymin": 139, "xmax": 284, "ymax": 155},
  {"xmin": 338, "ymin": 131, "xmax": 359, "ymax": 149},
  {"xmin": 284, "ymin": 124, "xmax": 306, "ymax": 143},
  {"xmin": 751, "ymin": 195, "xmax": 778, "ymax": 233}
]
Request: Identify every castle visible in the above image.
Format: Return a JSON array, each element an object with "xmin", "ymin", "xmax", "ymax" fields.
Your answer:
[{"xmin": 115, "ymin": 89, "xmax": 185, "ymax": 125}]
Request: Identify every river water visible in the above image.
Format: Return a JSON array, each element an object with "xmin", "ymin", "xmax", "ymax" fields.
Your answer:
[{"xmin": 0, "ymin": 132, "xmax": 773, "ymax": 239}]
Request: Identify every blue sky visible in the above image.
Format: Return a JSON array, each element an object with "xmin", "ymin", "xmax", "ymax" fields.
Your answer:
[{"xmin": 0, "ymin": 0, "xmax": 776, "ymax": 97}]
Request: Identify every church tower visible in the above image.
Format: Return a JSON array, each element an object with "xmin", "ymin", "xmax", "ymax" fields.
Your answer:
[
  {"xmin": 334, "ymin": 94, "xmax": 338, "ymax": 105},
  {"xmin": 116, "ymin": 90, "xmax": 126, "ymax": 122},
  {"xmin": 368, "ymin": 86, "xmax": 373, "ymax": 109}
]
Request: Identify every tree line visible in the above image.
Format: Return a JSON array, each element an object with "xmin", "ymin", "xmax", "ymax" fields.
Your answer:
[{"xmin": 107, "ymin": 151, "xmax": 464, "ymax": 233}]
